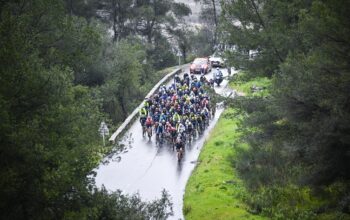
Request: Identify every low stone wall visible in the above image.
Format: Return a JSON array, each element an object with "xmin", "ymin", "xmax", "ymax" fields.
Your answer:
[{"xmin": 109, "ymin": 68, "xmax": 183, "ymax": 143}]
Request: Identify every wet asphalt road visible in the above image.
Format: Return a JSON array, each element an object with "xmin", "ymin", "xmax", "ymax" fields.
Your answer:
[{"xmin": 95, "ymin": 66, "xmax": 235, "ymax": 219}]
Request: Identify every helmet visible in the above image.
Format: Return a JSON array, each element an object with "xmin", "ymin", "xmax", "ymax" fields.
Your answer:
[{"xmin": 216, "ymin": 67, "xmax": 220, "ymax": 70}]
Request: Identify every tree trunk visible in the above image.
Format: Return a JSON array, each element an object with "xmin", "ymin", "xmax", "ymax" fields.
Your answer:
[
  {"xmin": 112, "ymin": 0, "xmax": 118, "ymax": 42},
  {"xmin": 211, "ymin": 0, "xmax": 218, "ymax": 46},
  {"xmin": 147, "ymin": 24, "xmax": 153, "ymax": 44},
  {"xmin": 118, "ymin": 93, "xmax": 127, "ymax": 118},
  {"xmin": 249, "ymin": 0, "xmax": 283, "ymax": 62},
  {"xmin": 69, "ymin": 0, "xmax": 73, "ymax": 16}
]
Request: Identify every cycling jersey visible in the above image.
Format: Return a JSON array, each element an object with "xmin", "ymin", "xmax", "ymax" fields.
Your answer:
[
  {"xmin": 139, "ymin": 107, "xmax": 147, "ymax": 117},
  {"xmin": 157, "ymin": 124, "xmax": 164, "ymax": 134},
  {"xmin": 173, "ymin": 113, "xmax": 181, "ymax": 122},
  {"xmin": 145, "ymin": 118, "xmax": 153, "ymax": 128}
]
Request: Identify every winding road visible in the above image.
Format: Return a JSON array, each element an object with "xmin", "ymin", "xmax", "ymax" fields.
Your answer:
[{"xmin": 95, "ymin": 66, "xmax": 235, "ymax": 219}]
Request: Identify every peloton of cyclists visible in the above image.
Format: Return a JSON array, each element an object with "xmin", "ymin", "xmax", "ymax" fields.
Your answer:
[{"xmin": 139, "ymin": 72, "xmax": 215, "ymax": 160}]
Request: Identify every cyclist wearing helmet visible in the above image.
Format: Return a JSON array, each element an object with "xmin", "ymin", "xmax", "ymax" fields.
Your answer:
[
  {"xmin": 174, "ymin": 74, "xmax": 181, "ymax": 83},
  {"xmin": 145, "ymin": 116, "xmax": 153, "ymax": 128},
  {"xmin": 177, "ymin": 122, "xmax": 186, "ymax": 136},
  {"xmin": 175, "ymin": 135, "xmax": 184, "ymax": 152},
  {"xmin": 152, "ymin": 111, "xmax": 160, "ymax": 122},
  {"xmin": 183, "ymin": 72, "xmax": 189, "ymax": 79},
  {"xmin": 139, "ymin": 105, "xmax": 148, "ymax": 126},
  {"xmin": 185, "ymin": 119, "xmax": 193, "ymax": 133},
  {"xmin": 145, "ymin": 116, "xmax": 153, "ymax": 136},
  {"xmin": 156, "ymin": 121, "xmax": 165, "ymax": 136},
  {"xmin": 200, "ymin": 74, "xmax": 207, "ymax": 83},
  {"xmin": 173, "ymin": 111, "xmax": 181, "ymax": 123},
  {"xmin": 159, "ymin": 111, "xmax": 167, "ymax": 122}
]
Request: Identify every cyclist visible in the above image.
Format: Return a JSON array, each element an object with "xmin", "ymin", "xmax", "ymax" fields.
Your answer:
[
  {"xmin": 183, "ymin": 72, "xmax": 189, "ymax": 79},
  {"xmin": 173, "ymin": 111, "xmax": 181, "ymax": 124},
  {"xmin": 200, "ymin": 74, "xmax": 207, "ymax": 83},
  {"xmin": 156, "ymin": 121, "xmax": 165, "ymax": 142},
  {"xmin": 177, "ymin": 122, "xmax": 186, "ymax": 140},
  {"xmin": 159, "ymin": 111, "xmax": 167, "ymax": 122},
  {"xmin": 145, "ymin": 116, "xmax": 153, "ymax": 128},
  {"xmin": 139, "ymin": 105, "xmax": 148, "ymax": 126},
  {"xmin": 174, "ymin": 74, "xmax": 181, "ymax": 83},
  {"xmin": 175, "ymin": 135, "xmax": 184, "ymax": 159},
  {"xmin": 185, "ymin": 119, "xmax": 193, "ymax": 137},
  {"xmin": 145, "ymin": 116, "xmax": 153, "ymax": 136},
  {"xmin": 196, "ymin": 113, "xmax": 203, "ymax": 133}
]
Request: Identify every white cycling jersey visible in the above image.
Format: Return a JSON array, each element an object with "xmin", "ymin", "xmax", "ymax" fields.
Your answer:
[{"xmin": 177, "ymin": 124, "xmax": 186, "ymax": 133}]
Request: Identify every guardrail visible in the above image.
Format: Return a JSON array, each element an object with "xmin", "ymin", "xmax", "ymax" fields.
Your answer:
[{"xmin": 109, "ymin": 67, "xmax": 183, "ymax": 143}]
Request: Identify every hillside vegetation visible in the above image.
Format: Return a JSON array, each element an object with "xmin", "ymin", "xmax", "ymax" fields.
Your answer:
[
  {"xmin": 185, "ymin": 71, "xmax": 350, "ymax": 219},
  {"xmin": 184, "ymin": 107, "xmax": 266, "ymax": 220},
  {"xmin": 0, "ymin": 0, "xmax": 191, "ymax": 218},
  {"xmin": 219, "ymin": 0, "xmax": 350, "ymax": 218},
  {"xmin": 1, "ymin": 0, "xmax": 349, "ymax": 219}
]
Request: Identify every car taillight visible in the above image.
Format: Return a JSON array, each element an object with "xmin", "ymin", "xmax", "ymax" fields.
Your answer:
[
  {"xmin": 202, "ymin": 64, "xmax": 208, "ymax": 69},
  {"xmin": 190, "ymin": 64, "xmax": 195, "ymax": 69}
]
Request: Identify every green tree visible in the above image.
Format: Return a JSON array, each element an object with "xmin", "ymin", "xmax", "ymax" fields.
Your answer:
[
  {"xmin": 133, "ymin": 0, "xmax": 190, "ymax": 43},
  {"xmin": 190, "ymin": 27, "xmax": 214, "ymax": 56},
  {"xmin": 0, "ymin": 1, "xmax": 174, "ymax": 219},
  {"xmin": 195, "ymin": 0, "xmax": 220, "ymax": 46},
  {"xmin": 222, "ymin": 0, "xmax": 350, "ymax": 217},
  {"xmin": 101, "ymin": 40, "xmax": 144, "ymax": 121},
  {"xmin": 166, "ymin": 3, "xmax": 192, "ymax": 62},
  {"xmin": 96, "ymin": 0, "xmax": 134, "ymax": 42},
  {"xmin": 64, "ymin": 0, "xmax": 98, "ymax": 18}
]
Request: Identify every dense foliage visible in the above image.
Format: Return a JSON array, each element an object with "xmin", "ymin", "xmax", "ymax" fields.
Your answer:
[
  {"xmin": 0, "ymin": 0, "xmax": 188, "ymax": 219},
  {"xmin": 221, "ymin": 0, "xmax": 350, "ymax": 218}
]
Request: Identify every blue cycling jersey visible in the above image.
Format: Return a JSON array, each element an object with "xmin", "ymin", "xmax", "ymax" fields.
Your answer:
[
  {"xmin": 159, "ymin": 114, "xmax": 167, "ymax": 122},
  {"xmin": 153, "ymin": 114, "xmax": 160, "ymax": 122},
  {"xmin": 157, "ymin": 125, "xmax": 164, "ymax": 134}
]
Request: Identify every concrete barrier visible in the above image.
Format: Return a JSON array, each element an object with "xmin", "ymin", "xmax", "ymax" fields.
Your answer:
[{"xmin": 109, "ymin": 67, "xmax": 183, "ymax": 143}]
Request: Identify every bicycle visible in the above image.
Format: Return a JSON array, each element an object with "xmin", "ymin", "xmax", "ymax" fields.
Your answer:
[
  {"xmin": 146, "ymin": 126, "xmax": 152, "ymax": 141},
  {"xmin": 156, "ymin": 132, "xmax": 164, "ymax": 145},
  {"xmin": 175, "ymin": 141, "xmax": 184, "ymax": 161},
  {"xmin": 187, "ymin": 128, "xmax": 193, "ymax": 143},
  {"xmin": 177, "ymin": 147, "xmax": 184, "ymax": 161},
  {"xmin": 142, "ymin": 125, "xmax": 147, "ymax": 137}
]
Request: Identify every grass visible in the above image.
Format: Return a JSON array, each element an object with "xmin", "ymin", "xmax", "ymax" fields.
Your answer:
[
  {"xmin": 183, "ymin": 108, "xmax": 266, "ymax": 220},
  {"xmin": 184, "ymin": 72, "xmax": 350, "ymax": 220},
  {"xmin": 183, "ymin": 72, "xmax": 270, "ymax": 220},
  {"xmin": 229, "ymin": 72, "xmax": 271, "ymax": 97}
]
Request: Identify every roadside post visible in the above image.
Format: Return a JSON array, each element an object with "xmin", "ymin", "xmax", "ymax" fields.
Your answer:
[
  {"xmin": 177, "ymin": 51, "xmax": 182, "ymax": 67},
  {"xmin": 99, "ymin": 121, "xmax": 109, "ymax": 146}
]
